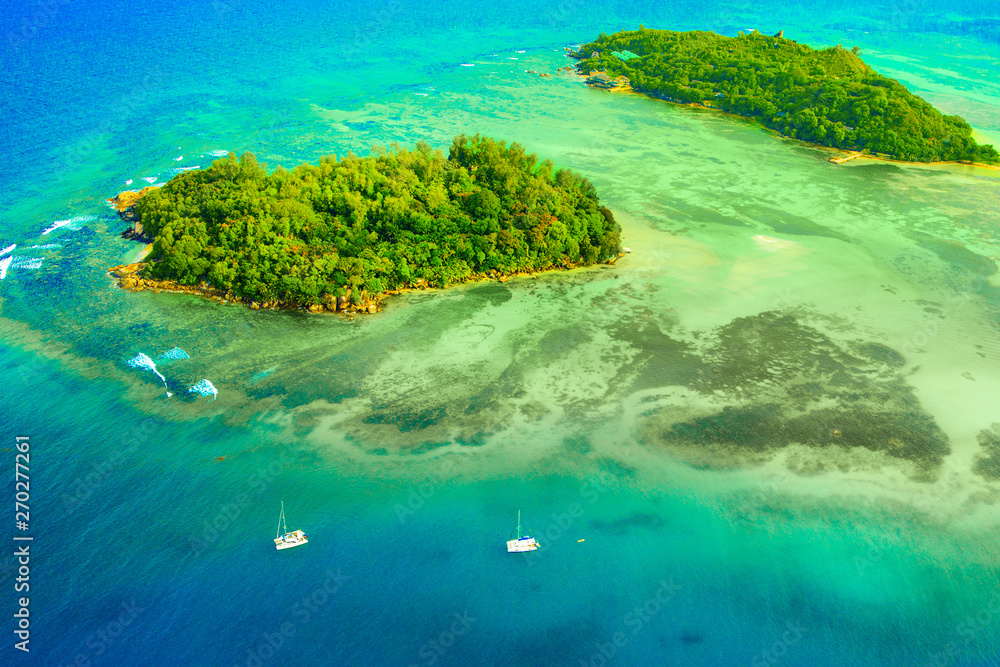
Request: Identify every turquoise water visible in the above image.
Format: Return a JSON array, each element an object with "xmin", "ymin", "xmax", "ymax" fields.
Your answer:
[{"xmin": 2, "ymin": 1, "xmax": 1000, "ymax": 665}]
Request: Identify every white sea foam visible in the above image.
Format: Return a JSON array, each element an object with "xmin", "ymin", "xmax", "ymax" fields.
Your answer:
[
  {"xmin": 508, "ymin": 57, "xmax": 518, "ymax": 60},
  {"xmin": 460, "ymin": 63, "xmax": 474, "ymax": 67},
  {"xmin": 127, "ymin": 352, "xmax": 171, "ymax": 397},
  {"xmin": 208, "ymin": 149, "xmax": 229, "ymax": 157},
  {"xmin": 0, "ymin": 256, "xmax": 11, "ymax": 280},
  {"xmin": 159, "ymin": 347, "xmax": 190, "ymax": 361},
  {"xmin": 141, "ymin": 176, "xmax": 158, "ymax": 184},
  {"xmin": 175, "ymin": 155, "xmax": 183, "ymax": 161},
  {"xmin": 188, "ymin": 379, "xmax": 218, "ymax": 399},
  {"xmin": 41, "ymin": 215, "xmax": 95, "ymax": 236},
  {"xmin": 41, "ymin": 220, "xmax": 71, "ymax": 236},
  {"xmin": 125, "ymin": 179, "xmax": 133, "ymax": 185},
  {"xmin": 414, "ymin": 92, "xmax": 428, "ymax": 96},
  {"xmin": 10, "ymin": 257, "xmax": 42, "ymax": 270},
  {"xmin": 27, "ymin": 244, "xmax": 60, "ymax": 250},
  {"xmin": 1, "ymin": 243, "xmax": 15, "ymax": 256},
  {"xmin": 515, "ymin": 49, "xmax": 525, "ymax": 53},
  {"xmin": 173, "ymin": 165, "xmax": 201, "ymax": 172}
]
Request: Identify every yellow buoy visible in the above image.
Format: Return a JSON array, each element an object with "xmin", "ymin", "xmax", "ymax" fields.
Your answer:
[{"xmin": 577, "ymin": 539, "xmax": 585, "ymax": 543}]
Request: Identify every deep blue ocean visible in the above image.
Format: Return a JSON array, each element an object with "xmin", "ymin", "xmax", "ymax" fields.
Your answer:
[{"xmin": 2, "ymin": 0, "xmax": 1000, "ymax": 665}]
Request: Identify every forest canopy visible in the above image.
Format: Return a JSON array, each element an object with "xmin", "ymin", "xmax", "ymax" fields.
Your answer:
[
  {"xmin": 133, "ymin": 135, "xmax": 621, "ymax": 308},
  {"xmin": 574, "ymin": 28, "xmax": 999, "ymax": 164}
]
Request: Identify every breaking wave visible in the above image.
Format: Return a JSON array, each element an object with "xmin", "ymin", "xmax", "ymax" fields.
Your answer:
[{"xmin": 188, "ymin": 379, "xmax": 218, "ymax": 399}]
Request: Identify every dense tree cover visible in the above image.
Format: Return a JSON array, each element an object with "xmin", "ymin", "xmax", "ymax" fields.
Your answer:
[
  {"xmin": 133, "ymin": 135, "xmax": 621, "ymax": 307},
  {"xmin": 575, "ymin": 28, "xmax": 999, "ymax": 164}
]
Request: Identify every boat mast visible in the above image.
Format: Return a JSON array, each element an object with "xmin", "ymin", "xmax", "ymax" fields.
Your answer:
[
  {"xmin": 278, "ymin": 501, "xmax": 286, "ymax": 537},
  {"xmin": 517, "ymin": 510, "xmax": 522, "ymax": 539}
]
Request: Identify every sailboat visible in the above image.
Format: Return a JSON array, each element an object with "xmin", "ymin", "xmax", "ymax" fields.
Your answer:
[
  {"xmin": 274, "ymin": 501, "xmax": 308, "ymax": 550},
  {"xmin": 506, "ymin": 510, "xmax": 539, "ymax": 552}
]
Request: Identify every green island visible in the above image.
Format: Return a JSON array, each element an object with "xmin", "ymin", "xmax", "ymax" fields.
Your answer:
[
  {"xmin": 572, "ymin": 28, "xmax": 1000, "ymax": 165},
  {"xmin": 112, "ymin": 135, "xmax": 622, "ymax": 313}
]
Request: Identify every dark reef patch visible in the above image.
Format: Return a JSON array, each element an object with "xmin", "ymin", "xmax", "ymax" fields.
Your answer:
[
  {"xmin": 538, "ymin": 326, "xmax": 591, "ymax": 357},
  {"xmin": 912, "ymin": 234, "xmax": 998, "ymax": 278},
  {"xmin": 464, "ymin": 281, "xmax": 513, "ymax": 307},
  {"xmin": 608, "ymin": 316, "xmax": 702, "ymax": 391},
  {"xmin": 590, "ymin": 511, "xmax": 667, "ymax": 535},
  {"xmin": 563, "ymin": 434, "xmax": 591, "ymax": 454},
  {"xmin": 855, "ymin": 342, "xmax": 906, "ymax": 368},
  {"xmin": 669, "ymin": 404, "xmax": 784, "ymax": 453},
  {"xmin": 739, "ymin": 203, "xmax": 850, "ymax": 242},
  {"xmin": 679, "ymin": 630, "xmax": 703, "ymax": 645},
  {"xmin": 973, "ymin": 424, "xmax": 1000, "ymax": 479},
  {"xmin": 498, "ymin": 618, "xmax": 606, "ymax": 667},
  {"xmin": 596, "ymin": 456, "xmax": 637, "ymax": 480},
  {"xmin": 363, "ymin": 404, "xmax": 448, "ymax": 432},
  {"xmin": 642, "ymin": 311, "xmax": 949, "ymax": 474},
  {"xmin": 667, "ymin": 404, "xmax": 948, "ymax": 466},
  {"xmin": 692, "ymin": 311, "xmax": 869, "ymax": 396}
]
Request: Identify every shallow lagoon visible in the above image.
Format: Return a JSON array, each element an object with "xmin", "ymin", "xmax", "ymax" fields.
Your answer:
[{"xmin": 1, "ymin": 0, "xmax": 999, "ymax": 664}]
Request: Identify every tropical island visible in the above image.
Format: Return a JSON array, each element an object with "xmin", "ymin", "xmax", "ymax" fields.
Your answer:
[
  {"xmin": 571, "ymin": 28, "xmax": 1000, "ymax": 165},
  {"xmin": 111, "ymin": 135, "xmax": 622, "ymax": 313}
]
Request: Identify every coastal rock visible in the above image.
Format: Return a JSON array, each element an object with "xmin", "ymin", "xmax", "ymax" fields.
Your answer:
[
  {"xmin": 774, "ymin": 30, "xmax": 784, "ymax": 38},
  {"xmin": 110, "ymin": 187, "xmax": 157, "ymax": 241},
  {"xmin": 108, "ymin": 187, "xmax": 156, "ymax": 214},
  {"xmin": 308, "ymin": 304, "xmax": 324, "ymax": 313}
]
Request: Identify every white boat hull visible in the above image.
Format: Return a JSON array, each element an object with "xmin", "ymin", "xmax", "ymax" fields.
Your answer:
[
  {"xmin": 275, "ymin": 530, "xmax": 308, "ymax": 550},
  {"xmin": 507, "ymin": 536, "xmax": 538, "ymax": 552}
]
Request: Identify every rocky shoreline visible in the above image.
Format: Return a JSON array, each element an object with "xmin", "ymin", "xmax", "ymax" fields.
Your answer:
[
  {"xmin": 108, "ymin": 259, "xmax": 618, "ymax": 316},
  {"xmin": 109, "ymin": 187, "xmax": 157, "ymax": 242}
]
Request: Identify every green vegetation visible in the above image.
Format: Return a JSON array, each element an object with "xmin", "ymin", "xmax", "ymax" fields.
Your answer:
[
  {"xmin": 575, "ymin": 28, "xmax": 999, "ymax": 164},
  {"xmin": 133, "ymin": 135, "xmax": 621, "ymax": 308}
]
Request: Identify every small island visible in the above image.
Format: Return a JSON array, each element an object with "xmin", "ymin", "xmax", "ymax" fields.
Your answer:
[
  {"xmin": 572, "ymin": 28, "xmax": 1000, "ymax": 165},
  {"xmin": 111, "ymin": 135, "xmax": 622, "ymax": 313}
]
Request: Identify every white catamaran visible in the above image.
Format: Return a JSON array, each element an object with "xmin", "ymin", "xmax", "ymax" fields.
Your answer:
[
  {"xmin": 506, "ymin": 510, "xmax": 539, "ymax": 553},
  {"xmin": 274, "ymin": 501, "xmax": 308, "ymax": 550}
]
